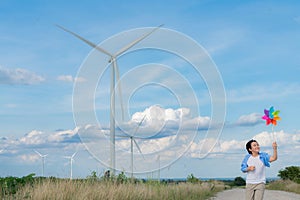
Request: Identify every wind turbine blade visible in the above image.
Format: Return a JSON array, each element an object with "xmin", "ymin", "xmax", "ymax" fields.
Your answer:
[
  {"xmin": 133, "ymin": 139, "xmax": 144, "ymax": 159},
  {"xmin": 114, "ymin": 24, "xmax": 164, "ymax": 57},
  {"xmin": 34, "ymin": 150, "xmax": 42, "ymax": 157},
  {"xmin": 71, "ymin": 151, "xmax": 77, "ymax": 158},
  {"xmin": 113, "ymin": 61, "xmax": 125, "ymax": 121},
  {"xmin": 116, "ymin": 134, "xmax": 129, "ymax": 138},
  {"xmin": 133, "ymin": 115, "xmax": 146, "ymax": 136},
  {"xmin": 56, "ymin": 24, "xmax": 114, "ymax": 57}
]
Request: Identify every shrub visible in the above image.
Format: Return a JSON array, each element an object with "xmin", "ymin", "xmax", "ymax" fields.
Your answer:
[
  {"xmin": 278, "ymin": 166, "xmax": 300, "ymax": 183},
  {"xmin": 86, "ymin": 171, "xmax": 99, "ymax": 182},
  {"xmin": 117, "ymin": 171, "xmax": 128, "ymax": 184},
  {"xmin": 187, "ymin": 174, "xmax": 200, "ymax": 183},
  {"xmin": 0, "ymin": 173, "xmax": 35, "ymax": 196},
  {"xmin": 233, "ymin": 176, "xmax": 246, "ymax": 186}
]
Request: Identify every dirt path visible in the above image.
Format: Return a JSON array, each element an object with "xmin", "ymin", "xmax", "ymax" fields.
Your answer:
[{"xmin": 210, "ymin": 188, "xmax": 300, "ymax": 200}]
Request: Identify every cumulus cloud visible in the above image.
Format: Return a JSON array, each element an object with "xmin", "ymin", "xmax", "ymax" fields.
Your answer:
[
  {"xmin": 1, "ymin": 113, "xmax": 300, "ymax": 173},
  {"xmin": 185, "ymin": 129, "xmax": 300, "ymax": 160},
  {"xmin": 6, "ymin": 106, "xmax": 299, "ymax": 171},
  {"xmin": 57, "ymin": 75, "xmax": 86, "ymax": 83},
  {"xmin": 19, "ymin": 130, "xmax": 45, "ymax": 145},
  {"xmin": 125, "ymin": 105, "xmax": 210, "ymax": 136},
  {"xmin": 6, "ymin": 107, "xmax": 294, "ymax": 160},
  {"xmin": 235, "ymin": 113, "xmax": 263, "ymax": 126},
  {"xmin": 131, "ymin": 105, "xmax": 191, "ymax": 123},
  {"xmin": 0, "ymin": 66, "xmax": 45, "ymax": 85},
  {"xmin": 19, "ymin": 154, "xmax": 40, "ymax": 163},
  {"xmin": 48, "ymin": 127, "xmax": 80, "ymax": 143},
  {"xmin": 1, "ymin": 128, "xmax": 82, "ymax": 154}
]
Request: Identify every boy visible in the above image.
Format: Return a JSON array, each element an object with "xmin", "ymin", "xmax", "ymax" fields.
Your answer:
[{"xmin": 241, "ymin": 139, "xmax": 277, "ymax": 200}]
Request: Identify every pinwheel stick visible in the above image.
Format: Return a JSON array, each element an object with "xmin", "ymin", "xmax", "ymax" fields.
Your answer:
[{"xmin": 271, "ymin": 125, "xmax": 276, "ymax": 142}]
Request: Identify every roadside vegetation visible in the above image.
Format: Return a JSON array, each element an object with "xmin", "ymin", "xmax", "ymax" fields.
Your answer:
[
  {"xmin": 266, "ymin": 166, "xmax": 300, "ymax": 194},
  {"xmin": 1, "ymin": 172, "xmax": 226, "ymax": 200},
  {"xmin": 1, "ymin": 166, "xmax": 299, "ymax": 199}
]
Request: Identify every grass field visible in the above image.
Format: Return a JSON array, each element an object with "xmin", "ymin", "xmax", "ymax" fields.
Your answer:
[
  {"xmin": 1, "ymin": 178, "xmax": 226, "ymax": 200},
  {"xmin": 2, "ymin": 174, "xmax": 300, "ymax": 199},
  {"xmin": 266, "ymin": 179, "xmax": 300, "ymax": 194}
]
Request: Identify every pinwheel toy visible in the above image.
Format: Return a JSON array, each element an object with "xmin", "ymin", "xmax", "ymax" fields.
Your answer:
[
  {"xmin": 262, "ymin": 106, "xmax": 281, "ymax": 141},
  {"xmin": 262, "ymin": 106, "xmax": 281, "ymax": 126}
]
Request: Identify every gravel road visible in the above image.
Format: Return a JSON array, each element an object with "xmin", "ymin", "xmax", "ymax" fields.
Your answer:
[{"xmin": 210, "ymin": 188, "xmax": 300, "ymax": 200}]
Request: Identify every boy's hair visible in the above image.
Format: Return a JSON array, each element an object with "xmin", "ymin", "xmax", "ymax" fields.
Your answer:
[{"xmin": 246, "ymin": 139, "xmax": 257, "ymax": 154}]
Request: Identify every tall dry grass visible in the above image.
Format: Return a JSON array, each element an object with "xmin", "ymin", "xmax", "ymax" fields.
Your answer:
[
  {"xmin": 13, "ymin": 179, "xmax": 225, "ymax": 200},
  {"xmin": 267, "ymin": 179, "xmax": 300, "ymax": 194}
]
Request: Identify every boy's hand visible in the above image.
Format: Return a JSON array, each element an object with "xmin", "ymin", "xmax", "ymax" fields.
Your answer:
[
  {"xmin": 270, "ymin": 141, "xmax": 278, "ymax": 162},
  {"xmin": 272, "ymin": 142, "xmax": 277, "ymax": 149},
  {"xmin": 248, "ymin": 166, "xmax": 255, "ymax": 171}
]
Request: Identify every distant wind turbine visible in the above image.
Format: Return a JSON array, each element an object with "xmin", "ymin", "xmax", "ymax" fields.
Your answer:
[
  {"xmin": 157, "ymin": 155, "xmax": 160, "ymax": 181},
  {"xmin": 56, "ymin": 24, "xmax": 163, "ymax": 174},
  {"xmin": 34, "ymin": 150, "xmax": 48, "ymax": 177},
  {"xmin": 64, "ymin": 151, "xmax": 77, "ymax": 180},
  {"xmin": 118, "ymin": 115, "xmax": 146, "ymax": 179}
]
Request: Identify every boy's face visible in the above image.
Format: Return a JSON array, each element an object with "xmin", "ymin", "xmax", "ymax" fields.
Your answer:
[{"xmin": 249, "ymin": 141, "xmax": 260, "ymax": 154}]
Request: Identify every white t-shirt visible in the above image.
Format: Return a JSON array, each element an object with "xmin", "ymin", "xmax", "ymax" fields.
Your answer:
[{"xmin": 246, "ymin": 155, "xmax": 266, "ymax": 184}]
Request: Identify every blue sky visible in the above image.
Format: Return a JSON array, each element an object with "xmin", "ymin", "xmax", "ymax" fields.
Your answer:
[{"xmin": 1, "ymin": 0, "xmax": 300, "ymax": 179}]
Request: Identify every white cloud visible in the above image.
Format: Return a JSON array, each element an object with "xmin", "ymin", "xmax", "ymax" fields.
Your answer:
[
  {"xmin": 20, "ymin": 130, "xmax": 44, "ymax": 145},
  {"xmin": 0, "ymin": 66, "xmax": 45, "ymax": 85},
  {"xmin": 4, "ymin": 105, "xmax": 298, "ymax": 174},
  {"xmin": 48, "ymin": 127, "xmax": 80, "ymax": 142},
  {"xmin": 186, "ymin": 130, "xmax": 300, "ymax": 159},
  {"xmin": 57, "ymin": 75, "xmax": 73, "ymax": 82},
  {"xmin": 116, "ymin": 105, "xmax": 210, "ymax": 138},
  {"xmin": 70, "ymin": 105, "xmax": 211, "ymax": 170},
  {"xmin": 9, "ymin": 107, "xmax": 299, "ymax": 162},
  {"xmin": 19, "ymin": 154, "xmax": 40, "ymax": 163},
  {"xmin": 1, "ymin": 116, "xmax": 300, "ymax": 175},
  {"xmin": 219, "ymin": 139, "xmax": 245, "ymax": 152},
  {"xmin": 118, "ymin": 135, "xmax": 176, "ymax": 154},
  {"xmin": 130, "ymin": 105, "xmax": 190, "ymax": 127},
  {"xmin": 236, "ymin": 113, "xmax": 263, "ymax": 126},
  {"xmin": 131, "ymin": 105, "xmax": 207, "ymax": 127},
  {"xmin": 1, "ymin": 128, "xmax": 83, "ymax": 152},
  {"xmin": 57, "ymin": 75, "xmax": 86, "ymax": 83},
  {"xmin": 183, "ymin": 116, "xmax": 210, "ymax": 129},
  {"xmin": 14, "ymin": 126, "xmax": 300, "ymax": 162}
]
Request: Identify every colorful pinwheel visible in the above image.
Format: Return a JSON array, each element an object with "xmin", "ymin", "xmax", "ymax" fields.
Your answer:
[{"xmin": 262, "ymin": 106, "xmax": 281, "ymax": 126}]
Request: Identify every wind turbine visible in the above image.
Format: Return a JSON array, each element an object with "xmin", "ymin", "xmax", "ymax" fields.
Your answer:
[
  {"xmin": 157, "ymin": 155, "xmax": 160, "ymax": 181},
  {"xmin": 118, "ymin": 115, "xmax": 146, "ymax": 179},
  {"xmin": 34, "ymin": 150, "xmax": 48, "ymax": 177},
  {"xmin": 64, "ymin": 151, "xmax": 77, "ymax": 180},
  {"xmin": 56, "ymin": 24, "xmax": 163, "ymax": 174}
]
